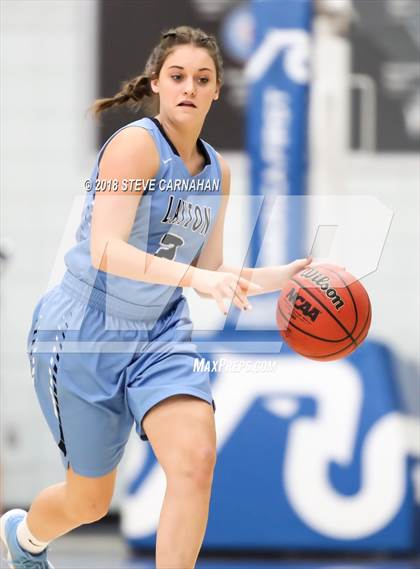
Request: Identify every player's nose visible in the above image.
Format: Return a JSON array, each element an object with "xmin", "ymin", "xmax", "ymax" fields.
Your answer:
[{"xmin": 183, "ymin": 78, "xmax": 196, "ymax": 96}]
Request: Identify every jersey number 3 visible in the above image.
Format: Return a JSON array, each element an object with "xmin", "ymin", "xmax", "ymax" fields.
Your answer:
[{"xmin": 154, "ymin": 233, "xmax": 184, "ymax": 261}]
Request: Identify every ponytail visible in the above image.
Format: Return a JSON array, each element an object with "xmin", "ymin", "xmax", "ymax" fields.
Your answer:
[{"xmin": 90, "ymin": 74, "xmax": 154, "ymax": 117}]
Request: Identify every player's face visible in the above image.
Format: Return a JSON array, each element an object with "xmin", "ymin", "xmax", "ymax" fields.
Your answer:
[{"xmin": 151, "ymin": 45, "xmax": 220, "ymax": 123}]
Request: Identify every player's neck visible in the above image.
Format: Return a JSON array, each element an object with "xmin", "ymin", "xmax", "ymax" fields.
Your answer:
[{"xmin": 155, "ymin": 114, "xmax": 203, "ymax": 163}]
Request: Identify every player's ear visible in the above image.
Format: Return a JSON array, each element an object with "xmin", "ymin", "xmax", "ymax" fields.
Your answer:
[
  {"xmin": 150, "ymin": 74, "xmax": 159, "ymax": 95},
  {"xmin": 213, "ymin": 84, "xmax": 220, "ymax": 101}
]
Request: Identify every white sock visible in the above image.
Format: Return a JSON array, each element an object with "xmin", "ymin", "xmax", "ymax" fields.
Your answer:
[{"xmin": 16, "ymin": 515, "xmax": 50, "ymax": 555}]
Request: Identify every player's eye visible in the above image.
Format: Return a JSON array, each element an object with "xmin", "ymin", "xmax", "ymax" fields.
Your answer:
[
  {"xmin": 198, "ymin": 77, "xmax": 209, "ymax": 84},
  {"xmin": 171, "ymin": 74, "xmax": 182, "ymax": 81}
]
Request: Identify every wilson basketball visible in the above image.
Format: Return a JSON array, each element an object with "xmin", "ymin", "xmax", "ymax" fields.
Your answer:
[{"xmin": 277, "ymin": 263, "xmax": 372, "ymax": 361}]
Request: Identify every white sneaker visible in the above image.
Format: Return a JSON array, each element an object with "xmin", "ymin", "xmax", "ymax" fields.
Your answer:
[{"xmin": 0, "ymin": 509, "xmax": 54, "ymax": 568}]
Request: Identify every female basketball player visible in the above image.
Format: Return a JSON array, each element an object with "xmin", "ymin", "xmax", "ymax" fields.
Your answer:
[{"xmin": 1, "ymin": 27, "xmax": 310, "ymax": 568}]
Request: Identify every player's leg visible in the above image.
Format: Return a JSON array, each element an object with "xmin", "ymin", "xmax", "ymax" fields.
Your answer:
[
  {"xmin": 24, "ymin": 465, "xmax": 117, "ymax": 543},
  {"xmin": 0, "ymin": 466, "xmax": 116, "ymax": 566},
  {"xmin": 142, "ymin": 394, "xmax": 217, "ymax": 569}
]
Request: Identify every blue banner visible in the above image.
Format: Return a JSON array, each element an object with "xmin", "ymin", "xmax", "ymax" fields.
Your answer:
[{"xmin": 246, "ymin": 0, "xmax": 312, "ymax": 266}]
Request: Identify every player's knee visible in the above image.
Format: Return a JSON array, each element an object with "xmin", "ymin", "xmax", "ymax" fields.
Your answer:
[
  {"xmin": 65, "ymin": 495, "xmax": 110, "ymax": 524},
  {"xmin": 167, "ymin": 445, "xmax": 216, "ymax": 489}
]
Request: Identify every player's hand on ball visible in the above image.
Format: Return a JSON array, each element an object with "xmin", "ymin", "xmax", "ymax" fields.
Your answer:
[
  {"xmin": 277, "ymin": 257, "xmax": 313, "ymax": 288},
  {"xmin": 192, "ymin": 269, "xmax": 262, "ymax": 314}
]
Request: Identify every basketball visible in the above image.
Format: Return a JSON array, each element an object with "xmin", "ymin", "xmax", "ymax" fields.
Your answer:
[{"xmin": 277, "ymin": 263, "xmax": 372, "ymax": 361}]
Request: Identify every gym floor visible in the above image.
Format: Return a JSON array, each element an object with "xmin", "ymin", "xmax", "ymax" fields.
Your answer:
[{"xmin": 42, "ymin": 520, "xmax": 420, "ymax": 569}]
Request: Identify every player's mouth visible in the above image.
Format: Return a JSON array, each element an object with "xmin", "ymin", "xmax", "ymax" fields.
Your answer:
[{"xmin": 177, "ymin": 100, "xmax": 197, "ymax": 108}]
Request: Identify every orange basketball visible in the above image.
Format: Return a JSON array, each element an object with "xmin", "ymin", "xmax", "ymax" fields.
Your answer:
[{"xmin": 276, "ymin": 263, "xmax": 372, "ymax": 361}]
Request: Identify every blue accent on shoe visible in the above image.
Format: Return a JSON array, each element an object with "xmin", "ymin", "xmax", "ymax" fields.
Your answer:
[{"xmin": 0, "ymin": 509, "xmax": 54, "ymax": 568}]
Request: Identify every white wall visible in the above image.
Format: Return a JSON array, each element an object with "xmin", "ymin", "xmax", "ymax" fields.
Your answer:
[
  {"xmin": 344, "ymin": 153, "xmax": 419, "ymax": 366},
  {"xmin": 1, "ymin": 0, "xmax": 98, "ymax": 505}
]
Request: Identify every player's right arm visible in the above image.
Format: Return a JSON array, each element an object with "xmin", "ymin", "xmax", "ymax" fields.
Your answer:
[{"xmin": 89, "ymin": 128, "xmax": 255, "ymax": 314}]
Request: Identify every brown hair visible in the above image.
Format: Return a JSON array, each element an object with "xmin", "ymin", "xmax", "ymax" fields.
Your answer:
[{"xmin": 91, "ymin": 26, "xmax": 223, "ymax": 117}]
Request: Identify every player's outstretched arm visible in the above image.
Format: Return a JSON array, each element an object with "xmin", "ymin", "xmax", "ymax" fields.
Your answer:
[
  {"xmin": 217, "ymin": 258, "xmax": 312, "ymax": 296},
  {"xmin": 193, "ymin": 152, "xmax": 311, "ymax": 299}
]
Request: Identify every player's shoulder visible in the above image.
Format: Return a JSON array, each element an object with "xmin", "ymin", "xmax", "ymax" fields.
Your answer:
[
  {"xmin": 106, "ymin": 121, "xmax": 157, "ymax": 154},
  {"xmin": 101, "ymin": 121, "xmax": 160, "ymax": 170}
]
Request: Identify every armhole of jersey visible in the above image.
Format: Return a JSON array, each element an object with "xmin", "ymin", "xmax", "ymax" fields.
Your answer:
[
  {"xmin": 93, "ymin": 122, "xmax": 163, "ymax": 196},
  {"xmin": 130, "ymin": 123, "xmax": 165, "ymax": 187},
  {"xmin": 211, "ymin": 148, "xmax": 223, "ymax": 188}
]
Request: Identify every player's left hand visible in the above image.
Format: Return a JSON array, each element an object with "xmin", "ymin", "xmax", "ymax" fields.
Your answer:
[
  {"xmin": 282, "ymin": 256, "xmax": 313, "ymax": 282},
  {"xmin": 270, "ymin": 256, "xmax": 313, "ymax": 291}
]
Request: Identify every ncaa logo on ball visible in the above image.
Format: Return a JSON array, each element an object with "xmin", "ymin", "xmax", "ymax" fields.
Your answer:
[{"xmin": 286, "ymin": 287, "xmax": 320, "ymax": 322}]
